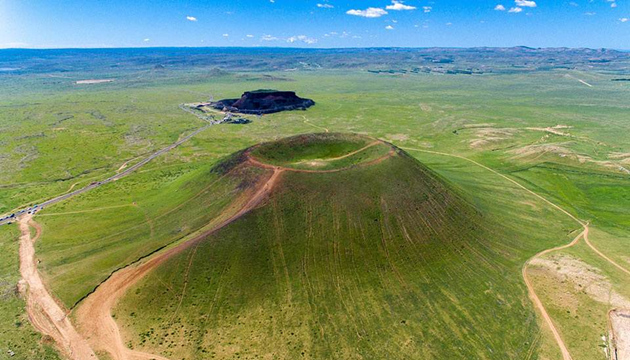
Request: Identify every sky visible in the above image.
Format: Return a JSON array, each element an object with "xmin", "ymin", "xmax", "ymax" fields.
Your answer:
[{"xmin": 0, "ymin": 0, "xmax": 628, "ymax": 49}]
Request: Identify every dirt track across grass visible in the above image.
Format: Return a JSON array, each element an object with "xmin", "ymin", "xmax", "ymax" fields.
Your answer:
[
  {"xmin": 400, "ymin": 146, "xmax": 585, "ymax": 360},
  {"xmin": 71, "ymin": 141, "xmax": 398, "ymax": 359},
  {"xmin": 74, "ymin": 168, "xmax": 281, "ymax": 360},
  {"xmin": 18, "ymin": 215, "xmax": 97, "ymax": 359},
  {"xmin": 246, "ymin": 140, "xmax": 394, "ymax": 173}
]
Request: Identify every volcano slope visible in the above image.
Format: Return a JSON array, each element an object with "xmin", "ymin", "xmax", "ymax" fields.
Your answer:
[{"xmin": 115, "ymin": 133, "xmax": 540, "ymax": 359}]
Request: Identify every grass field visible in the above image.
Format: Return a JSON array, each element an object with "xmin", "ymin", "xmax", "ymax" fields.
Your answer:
[
  {"xmin": 0, "ymin": 48, "xmax": 628, "ymax": 359},
  {"xmin": 114, "ymin": 138, "xmax": 574, "ymax": 359}
]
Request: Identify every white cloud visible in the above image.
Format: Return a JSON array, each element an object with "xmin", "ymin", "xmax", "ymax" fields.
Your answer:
[
  {"xmin": 346, "ymin": 7, "xmax": 388, "ymax": 18},
  {"xmin": 246, "ymin": 34, "xmax": 254, "ymax": 38},
  {"xmin": 515, "ymin": 0, "xmax": 536, "ymax": 8},
  {"xmin": 222, "ymin": 34, "xmax": 229, "ymax": 37},
  {"xmin": 508, "ymin": 7, "xmax": 523, "ymax": 13},
  {"xmin": 317, "ymin": 3, "xmax": 334, "ymax": 8},
  {"xmin": 186, "ymin": 16, "xmax": 197, "ymax": 21},
  {"xmin": 287, "ymin": 35, "xmax": 318, "ymax": 44},
  {"xmin": 0, "ymin": 42, "xmax": 30, "ymax": 48},
  {"xmin": 620, "ymin": 18, "xmax": 629, "ymax": 22},
  {"xmin": 423, "ymin": 6, "xmax": 432, "ymax": 13},
  {"xmin": 143, "ymin": 38, "xmax": 150, "ymax": 42},
  {"xmin": 495, "ymin": 4, "xmax": 506, "ymax": 11},
  {"xmin": 261, "ymin": 34, "xmax": 279, "ymax": 41},
  {"xmin": 385, "ymin": 25, "xmax": 394, "ymax": 30},
  {"xmin": 386, "ymin": 1, "xmax": 416, "ymax": 11},
  {"xmin": 611, "ymin": 2, "xmax": 617, "ymax": 8},
  {"xmin": 584, "ymin": 12, "xmax": 596, "ymax": 16}
]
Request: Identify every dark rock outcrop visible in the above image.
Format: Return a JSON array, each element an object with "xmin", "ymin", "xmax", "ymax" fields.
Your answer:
[{"xmin": 212, "ymin": 90, "xmax": 315, "ymax": 114}]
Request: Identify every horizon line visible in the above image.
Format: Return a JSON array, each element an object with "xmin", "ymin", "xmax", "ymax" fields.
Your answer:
[{"xmin": 1, "ymin": 45, "xmax": 628, "ymax": 52}]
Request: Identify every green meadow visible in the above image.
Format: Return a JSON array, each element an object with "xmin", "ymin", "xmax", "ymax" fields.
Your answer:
[{"xmin": 0, "ymin": 51, "xmax": 628, "ymax": 359}]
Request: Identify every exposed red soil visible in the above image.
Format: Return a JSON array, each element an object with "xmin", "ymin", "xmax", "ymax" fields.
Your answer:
[
  {"xmin": 18, "ymin": 215, "xmax": 97, "ymax": 359},
  {"xmin": 74, "ymin": 168, "xmax": 281, "ymax": 360}
]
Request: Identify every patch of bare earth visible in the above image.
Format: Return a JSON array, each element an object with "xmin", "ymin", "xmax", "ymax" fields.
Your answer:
[
  {"xmin": 610, "ymin": 309, "xmax": 630, "ymax": 360},
  {"xmin": 509, "ymin": 142, "xmax": 575, "ymax": 160},
  {"xmin": 530, "ymin": 254, "xmax": 630, "ymax": 309},
  {"xmin": 18, "ymin": 215, "xmax": 96, "ymax": 359},
  {"xmin": 609, "ymin": 153, "xmax": 630, "ymax": 161},
  {"xmin": 75, "ymin": 168, "xmax": 280, "ymax": 360},
  {"xmin": 525, "ymin": 125, "xmax": 573, "ymax": 137},
  {"xmin": 468, "ymin": 127, "xmax": 518, "ymax": 149},
  {"xmin": 385, "ymin": 134, "xmax": 409, "ymax": 142},
  {"xmin": 75, "ymin": 79, "xmax": 114, "ymax": 85},
  {"xmin": 419, "ymin": 104, "xmax": 432, "ymax": 112}
]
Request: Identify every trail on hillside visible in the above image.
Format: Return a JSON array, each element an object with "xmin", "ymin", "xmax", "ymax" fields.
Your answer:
[
  {"xmin": 18, "ymin": 215, "xmax": 97, "ymax": 359},
  {"xmin": 401, "ymin": 145, "xmax": 630, "ymax": 360},
  {"xmin": 73, "ymin": 142, "xmax": 396, "ymax": 359},
  {"xmin": 75, "ymin": 168, "xmax": 282, "ymax": 360},
  {"xmin": 400, "ymin": 146, "xmax": 584, "ymax": 360},
  {"xmin": 522, "ymin": 228, "xmax": 586, "ymax": 360},
  {"xmin": 583, "ymin": 231, "xmax": 630, "ymax": 276},
  {"xmin": 293, "ymin": 141, "xmax": 381, "ymax": 165},
  {"xmin": 246, "ymin": 142, "xmax": 394, "ymax": 174},
  {"xmin": 301, "ymin": 115, "xmax": 329, "ymax": 133}
]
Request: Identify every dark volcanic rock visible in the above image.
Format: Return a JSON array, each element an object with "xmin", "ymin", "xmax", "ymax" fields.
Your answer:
[{"xmin": 212, "ymin": 89, "xmax": 315, "ymax": 114}]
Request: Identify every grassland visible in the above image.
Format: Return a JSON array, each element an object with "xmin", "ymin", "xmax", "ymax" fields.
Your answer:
[
  {"xmin": 36, "ymin": 157, "xmax": 267, "ymax": 307},
  {"xmin": 0, "ymin": 48, "xmax": 628, "ymax": 359},
  {"xmin": 114, "ymin": 139, "xmax": 574, "ymax": 359}
]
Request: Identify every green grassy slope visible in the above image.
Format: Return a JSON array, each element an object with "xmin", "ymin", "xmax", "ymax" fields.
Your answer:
[
  {"xmin": 250, "ymin": 133, "xmax": 391, "ymax": 170},
  {"xmin": 2, "ymin": 64, "xmax": 627, "ymax": 359},
  {"xmin": 115, "ymin": 138, "xmax": 568, "ymax": 359},
  {"xmin": 36, "ymin": 155, "xmax": 267, "ymax": 307}
]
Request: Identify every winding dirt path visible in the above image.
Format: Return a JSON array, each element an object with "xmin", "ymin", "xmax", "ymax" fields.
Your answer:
[
  {"xmin": 301, "ymin": 115, "xmax": 329, "ymax": 133},
  {"xmin": 72, "ymin": 144, "xmax": 397, "ymax": 359},
  {"xmin": 522, "ymin": 228, "xmax": 586, "ymax": 360},
  {"xmin": 399, "ymin": 146, "xmax": 585, "ymax": 360},
  {"xmin": 401, "ymin": 145, "xmax": 630, "ymax": 360},
  {"xmin": 18, "ymin": 215, "xmax": 97, "ymax": 359},
  {"xmin": 292, "ymin": 141, "xmax": 381, "ymax": 165},
  {"xmin": 246, "ymin": 141, "xmax": 394, "ymax": 174},
  {"xmin": 75, "ymin": 168, "xmax": 282, "ymax": 360},
  {"xmin": 583, "ymin": 231, "xmax": 630, "ymax": 276}
]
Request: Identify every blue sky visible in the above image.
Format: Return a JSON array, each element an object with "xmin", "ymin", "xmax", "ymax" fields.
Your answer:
[{"xmin": 1, "ymin": 0, "xmax": 628, "ymax": 49}]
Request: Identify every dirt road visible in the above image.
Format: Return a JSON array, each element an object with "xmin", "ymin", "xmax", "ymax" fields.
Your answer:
[
  {"xmin": 246, "ymin": 141, "xmax": 394, "ymax": 174},
  {"xmin": 18, "ymin": 215, "xmax": 97, "ymax": 359},
  {"xmin": 301, "ymin": 115, "xmax": 329, "ymax": 133},
  {"xmin": 583, "ymin": 231, "xmax": 630, "ymax": 276},
  {"xmin": 400, "ymin": 146, "xmax": 585, "ymax": 360},
  {"xmin": 75, "ymin": 168, "xmax": 282, "ymax": 360},
  {"xmin": 1, "ymin": 123, "xmax": 211, "ymax": 227},
  {"xmin": 522, "ymin": 228, "xmax": 587, "ymax": 360},
  {"xmin": 292, "ymin": 141, "xmax": 381, "ymax": 165},
  {"xmin": 72, "ymin": 144, "xmax": 395, "ymax": 359}
]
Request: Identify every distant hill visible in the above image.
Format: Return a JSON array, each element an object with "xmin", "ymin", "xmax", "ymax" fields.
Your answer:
[
  {"xmin": 212, "ymin": 89, "xmax": 315, "ymax": 114},
  {"xmin": 116, "ymin": 133, "xmax": 541, "ymax": 359},
  {"xmin": 1, "ymin": 47, "xmax": 629, "ymax": 75}
]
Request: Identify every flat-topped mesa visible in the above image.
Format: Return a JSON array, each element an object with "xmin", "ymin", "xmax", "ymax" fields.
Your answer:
[{"xmin": 212, "ymin": 89, "xmax": 315, "ymax": 114}]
